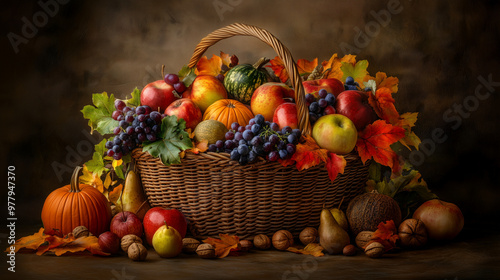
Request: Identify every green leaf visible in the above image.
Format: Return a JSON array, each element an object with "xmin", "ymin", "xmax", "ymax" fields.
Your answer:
[
  {"xmin": 341, "ymin": 60, "xmax": 369, "ymax": 85},
  {"xmin": 85, "ymin": 152, "xmax": 109, "ymax": 177},
  {"xmin": 178, "ymin": 65, "xmax": 197, "ymax": 87},
  {"xmin": 142, "ymin": 115, "xmax": 193, "ymax": 165},
  {"xmin": 126, "ymin": 88, "xmax": 141, "ymax": 107},
  {"xmin": 81, "ymin": 92, "xmax": 118, "ymax": 135},
  {"xmin": 94, "ymin": 139, "xmax": 108, "ymax": 156}
]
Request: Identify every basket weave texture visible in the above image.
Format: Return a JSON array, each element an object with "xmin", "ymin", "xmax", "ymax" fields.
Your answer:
[{"xmin": 132, "ymin": 23, "xmax": 369, "ymax": 239}]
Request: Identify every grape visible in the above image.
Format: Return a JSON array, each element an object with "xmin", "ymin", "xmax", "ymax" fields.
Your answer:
[
  {"xmin": 146, "ymin": 118, "xmax": 155, "ymax": 127},
  {"xmin": 140, "ymin": 122, "xmax": 147, "ymax": 129},
  {"xmin": 113, "ymin": 127, "xmax": 121, "ymax": 135},
  {"xmin": 292, "ymin": 129, "xmax": 302, "ymax": 139},
  {"xmin": 113, "ymin": 152, "xmax": 123, "ymax": 160},
  {"xmin": 251, "ymin": 124, "xmax": 261, "ymax": 135},
  {"xmin": 282, "ymin": 126, "xmax": 292, "ymax": 135},
  {"xmin": 112, "ymin": 145, "xmax": 121, "ymax": 153},
  {"xmin": 135, "ymin": 126, "xmax": 143, "ymax": 134},
  {"xmin": 150, "ymin": 111, "xmax": 162, "ymax": 124},
  {"xmin": 270, "ymin": 122, "xmax": 280, "ymax": 132},
  {"xmin": 250, "ymin": 136, "xmax": 263, "ymax": 147},
  {"xmin": 208, "ymin": 144, "xmax": 217, "ymax": 152},
  {"xmin": 174, "ymin": 82, "xmax": 186, "ymax": 93},
  {"xmin": 238, "ymin": 155, "xmax": 249, "ymax": 165},
  {"xmin": 345, "ymin": 76, "xmax": 355, "ymax": 85},
  {"xmin": 238, "ymin": 144, "xmax": 249, "ymax": 156},
  {"xmin": 119, "ymin": 120, "xmax": 128, "ymax": 129},
  {"xmin": 164, "ymin": 74, "xmax": 180, "ymax": 86},
  {"xmin": 245, "ymin": 124, "xmax": 252, "ymax": 131},
  {"xmin": 146, "ymin": 134, "xmax": 157, "ymax": 142},
  {"xmin": 230, "ymin": 122, "xmax": 240, "ymax": 131},
  {"xmin": 286, "ymin": 143, "xmax": 296, "ymax": 155},
  {"xmin": 318, "ymin": 89, "xmax": 328, "ymax": 99},
  {"xmin": 125, "ymin": 114, "xmax": 134, "ymax": 123},
  {"xmin": 248, "ymin": 151, "xmax": 257, "ymax": 163},
  {"xmin": 119, "ymin": 133, "xmax": 129, "ymax": 141},
  {"xmin": 325, "ymin": 93, "xmax": 336, "ymax": 105},
  {"xmin": 318, "ymin": 98, "xmax": 328, "ymax": 108},
  {"xmin": 277, "ymin": 140, "xmax": 286, "ymax": 150},
  {"xmin": 254, "ymin": 114, "xmax": 265, "ymax": 125},
  {"xmin": 224, "ymin": 140, "xmax": 235, "ymax": 150},
  {"xmin": 230, "ymin": 149, "xmax": 240, "ymax": 160},
  {"xmin": 269, "ymin": 134, "xmax": 279, "ymax": 146},
  {"xmin": 106, "ymin": 149, "xmax": 115, "ymax": 157},
  {"xmin": 345, "ymin": 84, "xmax": 357, "ymax": 91},
  {"xmin": 123, "ymin": 106, "xmax": 132, "ymax": 113},
  {"xmin": 225, "ymin": 131, "xmax": 235, "ymax": 140},
  {"xmin": 137, "ymin": 114, "xmax": 147, "ymax": 122},
  {"xmin": 268, "ymin": 151, "xmax": 279, "ymax": 161},
  {"xmin": 237, "ymin": 126, "xmax": 245, "ymax": 133},
  {"xmin": 117, "ymin": 115, "xmax": 125, "ymax": 122},
  {"xmin": 144, "ymin": 126, "xmax": 152, "ymax": 134},
  {"xmin": 305, "ymin": 93, "xmax": 316, "ymax": 104},
  {"xmin": 137, "ymin": 133, "xmax": 146, "ymax": 142},
  {"xmin": 112, "ymin": 110, "xmax": 122, "ymax": 120},
  {"xmin": 309, "ymin": 102, "xmax": 320, "ymax": 114},
  {"xmin": 114, "ymin": 99, "xmax": 126, "ymax": 111},
  {"xmin": 309, "ymin": 112, "xmax": 319, "ymax": 124},
  {"xmin": 136, "ymin": 106, "xmax": 146, "ymax": 115},
  {"xmin": 238, "ymin": 139, "xmax": 247, "ymax": 146},
  {"xmin": 263, "ymin": 142, "xmax": 273, "ymax": 153},
  {"xmin": 287, "ymin": 134, "xmax": 298, "ymax": 145},
  {"xmin": 152, "ymin": 125, "xmax": 160, "ymax": 134},
  {"xmin": 242, "ymin": 130, "xmax": 254, "ymax": 141},
  {"xmin": 105, "ymin": 141, "xmax": 114, "ymax": 149},
  {"xmin": 143, "ymin": 105, "xmax": 152, "ymax": 115},
  {"xmin": 215, "ymin": 140, "xmax": 224, "ymax": 150},
  {"xmin": 248, "ymin": 119, "xmax": 256, "ymax": 126},
  {"xmin": 234, "ymin": 132, "xmax": 243, "ymax": 141},
  {"xmin": 279, "ymin": 149, "xmax": 288, "ymax": 159}
]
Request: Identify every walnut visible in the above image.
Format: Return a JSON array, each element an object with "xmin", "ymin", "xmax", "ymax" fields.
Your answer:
[
  {"xmin": 239, "ymin": 240, "xmax": 253, "ymax": 252},
  {"xmin": 398, "ymin": 218, "xmax": 428, "ymax": 249},
  {"xmin": 121, "ymin": 234, "xmax": 143, "ymax": 252},
  {"xmin": 128, "ymin": 243, "xmax": 147, "ymax": 261},
  {"xmin": 72, "ymin": 226, "xmax": 90, "ymax": 238},
  {"xmin": 196, "ymin": 243, "xmax": 216, "ymax": 259},
  {"xmin": 253, "ymin": 234, "xmax": 271, "ymax": 250},
  {"xmin": 272, "ymin": 230, "xmax": 294, "ymax": 250},
  {"xmin": 343, "ymin": 244, "xmax": 357, "ymax": 256},
  {"xmin": 364, "ymin": 242, "xmax": 385, "ymax": 258},
  {"xmin": 182, "ymin": 238, "xmax": 200, "ymax": 254},
  {"xmin": 355, "ymin": 231, "xmax": 374, "ymax": 248},
  {"xmin": 299, "ymin": 227, "xmax": 318, "ymax": 246}
]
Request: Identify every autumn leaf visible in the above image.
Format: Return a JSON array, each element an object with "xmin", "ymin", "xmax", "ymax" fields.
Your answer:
[
  {"xmin": 189, "ymin": 140, "xmax": 209, "ymax": 154},
  {"xmin": 373, "ymin": 72, "xmax": 399, "ymax": 93},
  {"xmin": 87, "ymin": 241, "xmax": 111, "ymax": 256},
  {"xmin": 364, "ymin": 220, "xmax": 399, "ymax": 252},
  {"xmin": 195, "ymin": 54, "xmax": 222, "ymax": 76},
  {"xmin": 368, "ymin": 87, "xmax": 400, "ymax": 124},
  {"xmin": 356, "ymin": 120, "xmax": 406, "ymax": 170},
  {"xmin": 321, "ymin": 54, "xmax": 356, "ymax": 81},
  {"xmin": 341, "ymin": 60, "xmax": 369, "ymax": 85},
  {"xmin": 36, "ymin": 234, "xmax": 74, "ymax": 256},
  {"xmin": 395, "ymin": 112, "xmax": 421, "ymax": 150},
  {"xmin": 291, "ymin": 135, "xmax": 329, "ymax": 171},
  {"xmin": 266, "ymin": 56, "xmax": 288, "ymax": 83},
  {"xmin": 108, "ymin": 184, "xmax": 123, "ymax": 205},
  {"xmin": 43, "ymin": 228, "xmax": 63, "ymax": 237},
  {"xmin": 203, "ymin": 234, "xmax": 240, "ymax": 258},
  {"xmin": 6, "ymin": 228, "xmax": 46, "ymax": 253},
  {"xmin": 278, "ymin": 157, "xmax": 296, "ymax": 167},
  {"xmin": 80, "ymin": 165, "xmax": 104, "ymax": 193},
  {"xmin": 49, "ymin": 235, "xmax": 101, "ymax": 256},
  {"xmin": 326, "ymin": 153, "xmax": 347, "ymax": 182},
  {"xmin": 297, "ymin": 58, "xmax": 318, "ymax": 76},
  {"xmin": 287, "ymin": 243, "xmax": 324, "ymax": 257}
]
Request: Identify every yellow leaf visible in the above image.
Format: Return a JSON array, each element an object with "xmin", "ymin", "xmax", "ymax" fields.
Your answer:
[
  {"xmin": 297, "ymin": 58, "xmax": 318, "ymax": 75},
  {"xmin": 322, "ymin": 54, "xmax": 356, "ymax": 81},
  {"xmin": 108, "ymin": 184, "xmax": 123, "ymax": 205},
  {"xmin": 400, "ymin": 131, "xmax": 422, "ymax": 151},
  {"xmin": 195, "ymin": 55, "xmax": 222, "ymax": 76},
  {"xmin": 287, "ymin": 243, "xmax": 325, "ymax": 257},
  {"xmin": 374, "ymin": 72, "xmax": 399, "ymax": 93},
  {"xmin": 341, "ymin": 60, "xmax": 369, "ymax": 85},
  {"xmin": 80, "ymin": 165, "xmax": 104, "ymax": 193},
  {"xmin": 112, "ymin": 159, "xmax": 123, "ymax": 169},
  {"xmin": 5, "ymin": 228, "xmax": 46, "ymax": 253}
]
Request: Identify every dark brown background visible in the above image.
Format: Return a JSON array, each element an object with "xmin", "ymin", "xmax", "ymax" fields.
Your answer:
[{"xmin": 1, "ymin": 0, "xmax": 499, "ymax": 228}]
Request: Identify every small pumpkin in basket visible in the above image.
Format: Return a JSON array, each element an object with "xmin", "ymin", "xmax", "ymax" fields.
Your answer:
[
  {"xmin": 41, "ymin": 166, "xmax": 112, "ymax": 236},
  {"xmin": 202, "ymin": 99, "xmax": 254, "ymax": 129}
]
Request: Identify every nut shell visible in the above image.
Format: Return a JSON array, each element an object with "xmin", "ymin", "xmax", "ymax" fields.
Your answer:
[
  {"xmin": 121, "ymin": 234, "xmax": 143, "ymax": 252},
  {"xmin": 239, "ymin": 239, "xmax": 253, "ymax": 252},
  {"xmin": 364, "ymin": 242, "xmax": 385, "ymax": 258},
  {"xmin": 272, "ymin": 230, "xmax": 294, "ymax": 250},
  {"xmin": 128, "ymin": 243, "xmax": 147, "ymax": 261},
  {"xmin": 343, "ymin": 244, "xmax": 357, "ymax": 256},
  {"xmin": 299, "ymin": 227, "xmax": 319, "ymax": 246},
  {"xmin": 72, "ymin": 226, "xmax": 90, "ymax": 238},
  {"xmin": 355, "ymin": 231, "xmax": 374, "ymax": 248},
  {"xmin": 182, "ymin": 238, "xmax": 201, "ymax": 254},
  {"xmin": 253, "ymin": 234, "xmax": 271, "ymax": 250},
  {"xmin": 196, "ymin": 243, "xmax": 216, "ymax": 259},
  {"xmin": 398, "ymin": 218, "xmax": 428, "ymax": 249}
]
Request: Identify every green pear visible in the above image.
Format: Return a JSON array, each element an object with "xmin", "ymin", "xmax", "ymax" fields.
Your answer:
[
  {"xmin": 330, "ymin": 208, "xmax": 349, "ymax": 232},
  {"xmin": 121, "ymin": 170, "xmax": 150, "ymax": 219},
  {"xmin": 319, "ymin": 208, "xmax": 350, "ymax": 254}
]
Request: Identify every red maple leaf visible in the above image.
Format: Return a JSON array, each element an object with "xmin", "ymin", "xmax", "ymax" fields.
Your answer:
[
  {"xmin": 325, "ymin": 153, "xmax": 346, "ymax": 182},
  {"xmin": 368, "ymin": 87, "xmax": 400, "ymax": 125},
  {"xmin": 356, "ymin": 120, "xmax": 405, "ymax": 169},
  {"xmin": 364, "ymin": 220, "xmax": 399, "ymax": 252},
  {"xmin": 296, "ymin": 58, "xmax": 318, "ymax": 76},
  {"xmin": 266, "ymin": 56, "xmax": 288, "ymax": 83}
]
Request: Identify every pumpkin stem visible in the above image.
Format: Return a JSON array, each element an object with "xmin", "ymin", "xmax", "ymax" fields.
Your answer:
[
  {"xmin": 253, "ymin": 57, "xmax": 270, "ymax": 70},
  {"xmin": 70, "ymin": 166, "xmax": 83, "ymax": 193}
]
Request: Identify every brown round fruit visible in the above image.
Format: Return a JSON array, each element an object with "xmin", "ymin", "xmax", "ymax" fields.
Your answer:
[
  {"xmin": 182, "ymin": 238, "xmax": 201, "ymax": 254},
  {"xmin": 272, "ymin": 230, "xmax": 294, "ymax": 250},
  {"xmin": 121, "ymin": 234, "xmax": 143, "ymax": 252},
  {"xmin": 128, "ymin": 243, "xmax": 147, "ymax": 261},
  {"xmin": 398, "ymin": 218, "xmax": 428, "ymax": 249},
  {"xmin": 346, "ymin": 191, "xmax": 402, "ymax": 236},
  {"xmin": 98, "ymin": 231, "xmax": 120, "ymax": 254},
  {"xmin": 299, "ymin": 227, "xmax": 319, "ymax": 246},
  {"xmin": 343, "ymin": 244, "xmax": 357, "ymax": 256},
  {"xmin": 196, "ymin": 243, "xmax": 216, "ymax": 259},
  {"xmin": 364, "ymin": 242, "xmax": 385, "ymax": 258},
  {"xmin": 253, "ymin": 234, "xmax": 271, "ymax": 250}
]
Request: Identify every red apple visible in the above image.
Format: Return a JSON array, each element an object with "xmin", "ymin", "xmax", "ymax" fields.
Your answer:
[
  {"xmin": 312, "ymin": 114, "xmax": 358, "ymax": 154},
  {"xmin": 189, "ymin": 75, "xmax": 228, "ymax": 113},
  {"xmin": 273, "ymin": 102, "xmax": 298, "ymax": 130},
  {"xmin": 251, "ymin": 83, "xmax": 295, "ymax": 122},
  {"xmin": 98, "ymin": 231, "xmax": 120, "ymax": 254},
  {"xmin": 323, "ymin": 105, "xmax": 336, "ymax": 115},
  {"xmin": 164, "ymin": 98, "xmax": 202, "ymax": 130},
  {"xmin": 413, "ymin": 199, "xmax": 464, "ymax": 241},
  {"xmin": 335, "ymin": 90, "xmax": 378, "ymax": 131},
  {"xmin": 143, "ymin": 207, "xmax": 187, "ymax": 246},
  {"xmin": 109, "ymin": 211, "xmax": 143, "ymax": 239},
  {"xmin": 140, "ymin": 80, "xmax": 180, "ymax": 112},
  {"xmin": 303, "ymin": 78, "xmax": 344, "ymax": 98}
]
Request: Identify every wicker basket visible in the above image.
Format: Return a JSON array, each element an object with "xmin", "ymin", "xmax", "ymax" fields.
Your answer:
[{"xmin": 132, "ymin": 23, "xmax": 370, "ymax": 239}]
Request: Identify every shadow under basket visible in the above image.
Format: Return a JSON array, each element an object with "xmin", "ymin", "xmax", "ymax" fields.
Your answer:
[{"xmin": 132, "ymin": 149, "xmax": 369, "ymax": 239}]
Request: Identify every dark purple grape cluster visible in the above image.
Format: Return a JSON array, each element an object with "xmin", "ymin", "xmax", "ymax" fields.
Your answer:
[
  {"xmin": 208, "ymin": 114, "xmax": 301, "ymax": 165},
  {"xmin": 344, "ymin": 76, "xmax": 359, "ymax": 91},
  {"xmin": 306, "ymin": 89, "xmax": 337, "ymax": 125},
  {"xmin": 164, "ymin": 73, "xmax": 187, "ymax": 94},
  {"xmin": 106, "ymin": 100, "xmax": 163, "ymax": 160}
]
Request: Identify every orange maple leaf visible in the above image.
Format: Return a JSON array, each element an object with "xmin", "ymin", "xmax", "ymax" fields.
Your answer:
[
  {"xmin": 108, "ymin": 184, "xmax": 123, "ymax": 205},
  {"xmin": 321, "ymin": 54, "xmax": 357, "ymax": 81},
  {"xmin": 287, "ymin": 243, "xmax": 325, "ymax": 257},
  {"xmin": 203, "ymin": 234, "xmax": 240, "ymax": 258},
  {"xmin": 368, "ymin": 87, "xmax": 400, "ymax": 125},
  {"xmin": 195, "ymin": 54, "xmax": 222, "ymax": 76},
  {"xmin": 190, "ymin": 140, "xmax": 209, "ymax": 154},
  {"xmin": 266, "ymin": 56, "xmax": 288, "ymax": 83},
  {"xmin": 395, "ymin": 112, "xmax": 421, "ymax": 151},
  {"xmin": 356, "ymin": 120, "xmax": 406, "ymax": 169},
  {"xmin": 373, "ymin": 72, "xmax": 399, "ymax": 93},
  {"xmin": 49, "ymin": 235, "xmax": 103, "ymax": 256},
  {"xmin": 364, "ymin": 220, "xmax": 399, "ymax": 251},
  {"xmin": 6, "ymin": 228, "xmax": 46, "ymax": 253},
  {"xmin": 297, "ymin": 58, "xmax": 318, "ymax": 76},
  {"xmin": 36, "ymin": 234, "xmax": 74, "ymax": 256},
  {"xmin": 326, "ymin": 153, "xmax": 347, "ymax": 182},
  {"xmin": 291, "ymin": 135, "xmax": 329, "ymax": 171}
]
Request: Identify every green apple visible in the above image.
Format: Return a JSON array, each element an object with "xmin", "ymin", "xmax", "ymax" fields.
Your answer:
[
  {"xmin": 152, "ymin": 222, "xmax": 183, "ymax": 258},
  {"xmin": 312, "ymin": 114, "xmax": 357, "ymax": 154}
]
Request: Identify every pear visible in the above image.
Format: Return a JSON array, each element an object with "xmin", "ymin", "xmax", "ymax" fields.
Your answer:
[
  {"xmin": 319, "ymin": 208, "xmax": 350, "ymax": 254},
  {"xmin": 330, "ymin": 208, "xmax": 349, "ymax": 232},
  {"xmin": 120, "ymin": 170, "xmax": 151, "ymax": 219}
]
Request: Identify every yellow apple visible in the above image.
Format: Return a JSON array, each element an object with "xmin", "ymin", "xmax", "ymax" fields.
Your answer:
[
  {"xmin": 312, "ymin": 114, "xmax": 357, "ymax": 154},
  {"xmin": 152, "ymin": 222, "xmax": 182, "ymax": 258}
]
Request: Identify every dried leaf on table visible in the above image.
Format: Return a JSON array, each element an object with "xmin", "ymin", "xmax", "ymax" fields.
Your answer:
[
  {"xmin": 203, "ymin": 234, "xmax": 240, "ymax": 258},
  {"xmin": 364, "ymin": 220, "xmax": 399, "ymax": 252},
  {"xmin": 5, "ymin": 228, "xmax": 46, "ymax": 253},
  {"xmin": 287, "ymin": 243, "xmax": 325, "ymax": 257}
]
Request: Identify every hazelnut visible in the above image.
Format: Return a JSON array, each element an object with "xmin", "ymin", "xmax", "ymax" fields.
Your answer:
[
  {"xmin": 239, "ymin": 240, "xmax": 253, "ymax": 252},
  {"xmin": 182, "ymin": 238, "xmax": 201, "ymax": 254},
  {"xmin": 398, "ymin": 218, "xmax": 428, "ymax": 249},
  {"xmin": 364, "ymin": 242, "xmax": 385, "ymax": 258},
  {"xmin": 253, "ymin": 234, "xmax": 271, "ymax": 250},
  {"xmin": 120, "ymin": 234, "xmax": 143, "ymax": 252},
  {"xmin": 72, "ymin": 226, "xmax": 90, "ymax": 238},
  {"xmin": 355, "ymin": 231, "xmax": 374, "ymax": 248},
  {"xmin": 196, "ymin": 243, "xmax": 216, "ymax": 259},
  {"xmin": 299, "ymin": 227, "xmax": 319, "ymax": 246},
  {"xmin": 272, "ymin": 230, "xmax": 294, "ymax": 250},
  {"xmin": 343, "ymin": 244, "xmax": 357, "ymax": 256},
  {"xmin": 128, "ymin": 243, "xmax": 147, "ymax": 261}
]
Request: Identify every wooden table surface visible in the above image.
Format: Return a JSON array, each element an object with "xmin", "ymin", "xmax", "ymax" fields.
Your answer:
[{"xmin": 3, "ymin": 221, "xmax": 499, "ymax": 280}]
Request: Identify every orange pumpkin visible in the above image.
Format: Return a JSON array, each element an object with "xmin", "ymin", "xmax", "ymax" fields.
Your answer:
[
  {"xmin": 41, "ymin": 166, "xmax": 112, "ymax": 236},
  {"xmin": 203, "ymin": 99, "xmax": 254, "ymax": 129}
]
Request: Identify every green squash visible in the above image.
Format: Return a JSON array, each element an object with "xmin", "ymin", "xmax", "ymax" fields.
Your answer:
[{"xmin": 224, "ymin": 57, "xmax": 270, "ymax": 104}]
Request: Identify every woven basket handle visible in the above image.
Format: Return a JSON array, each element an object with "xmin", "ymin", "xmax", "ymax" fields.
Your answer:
[{"xmin": 187, "ymin": 23, "xmax": 311, "ymax": 135}]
